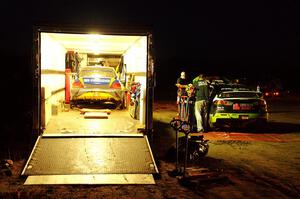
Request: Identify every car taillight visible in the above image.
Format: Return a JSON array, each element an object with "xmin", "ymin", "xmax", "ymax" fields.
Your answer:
[
  {"xmin": 72, "ymin": 80, "xmax": 84, "ymax": 88},
  {"xmin": 264, "ymin": 92, "xmax": 269, "ymax": 96},
  {"xmin": 215, "ymin": 100, "xmax": 233, "ymax": 106},
  {"xmin": 111, "ymin": 81, "xmax": 121, "ymax": 89}
]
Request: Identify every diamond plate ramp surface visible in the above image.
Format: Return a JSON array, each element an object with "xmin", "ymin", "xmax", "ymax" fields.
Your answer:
[{"xmin": 23, "ymin": 136, "xmax": 157, "ymax": 176}]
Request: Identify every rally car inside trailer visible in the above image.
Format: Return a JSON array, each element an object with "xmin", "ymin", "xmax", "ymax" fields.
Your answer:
[
  {"xmin": 22, "ymin": 25, "xmax": 157, "ymax": 185},
  {"xmin": 35, "ymin": 29, "xmax": 154, "ymax": 135}
]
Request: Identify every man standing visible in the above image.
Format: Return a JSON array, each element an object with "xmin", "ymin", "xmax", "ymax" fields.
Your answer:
[
  {"xmin": 175, "ymin": 71, "xmax": 189, "ymax": 116},
  {"xmin": 193, "ymin": 74, "xmax": 210, "ymax": 132}
]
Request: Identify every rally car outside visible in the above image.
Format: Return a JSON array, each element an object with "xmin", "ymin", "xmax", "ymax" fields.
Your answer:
[{"xmin": 208, "ymin": 85, "xmax": 268, "ymax": 129}]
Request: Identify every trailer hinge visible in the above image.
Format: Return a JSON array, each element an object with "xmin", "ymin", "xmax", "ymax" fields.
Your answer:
[
  {"xmin": 34, "ymin": 68, "xmax": 39, "ymax": 79},
  {"xmin": 138, "ymin": 128, "xmax": 147, "ymax": 134}
]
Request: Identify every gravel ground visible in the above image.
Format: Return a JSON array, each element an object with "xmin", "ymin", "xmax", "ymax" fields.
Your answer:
[{"xmin": 0, "ymin": 97, "xmax": 300, "ymax": 199}]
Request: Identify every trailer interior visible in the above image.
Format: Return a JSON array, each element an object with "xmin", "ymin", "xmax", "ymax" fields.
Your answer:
[
  {"xmin": 40, "ymin": 32, "xmax": 148, "ymax": 135},
  {"xmin": 21, "ymin": 30, "xmax": 157, "ymax": 185}
]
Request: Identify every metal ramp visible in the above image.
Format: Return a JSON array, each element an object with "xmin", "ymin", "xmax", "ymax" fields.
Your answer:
[{"xmin": 22, "ymin": 134, "xmax": 158, "ymax": 185}]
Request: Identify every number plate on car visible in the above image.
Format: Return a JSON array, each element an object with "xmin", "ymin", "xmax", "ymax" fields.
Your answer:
[
  {"xmin": 239, "ymin": 115, "xmax": 249, "ymax": 120},
  {"xmin": 240, "ymin": 103, "xmax": 252, "ymax": 110},
  {"xmin": 233, "ymin": 103, "xmax": 252, "ymax": 110}
]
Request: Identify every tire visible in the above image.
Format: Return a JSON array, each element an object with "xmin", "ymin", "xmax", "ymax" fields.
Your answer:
[
  {"xmin": 189, "ymin": 142, "xmax": 209, "ymax": 162},
  {"xmin": 255, "ymin": 119, "xmax": 268, "ymax": 130},
  {"xmin": 118, "ymin": 93, "xmax": 127, "ymax": 110},
  {"xmin": 178, "ymin": 137, "xmax": 209, "ymax": 162},
  {"xmin": 70, "ymin": 102, "xmax": 75, "ymax": 109}
]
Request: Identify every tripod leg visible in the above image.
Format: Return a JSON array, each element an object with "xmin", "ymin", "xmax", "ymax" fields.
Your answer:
[
  {"xmin": 183, "ymin": 134, "xmax": 189, "ymax": 178},
  {"xmin": 176, "ymin": 130, "xmax": 179, "ymax": 172}
]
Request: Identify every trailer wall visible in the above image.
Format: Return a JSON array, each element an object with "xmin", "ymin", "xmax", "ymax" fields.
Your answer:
[{"xmin": 40, "ymin": 33, "xmax": 66, "ymax": 127}]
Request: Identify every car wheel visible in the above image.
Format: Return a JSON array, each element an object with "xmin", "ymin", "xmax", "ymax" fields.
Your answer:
[
  {"xmin": 117, "ymin": 99, "xmax": 125, "ymax": 110},
  {"xmin": 208, "ymin": 120, "xmax": 216, "ymax": 131},
  {"xmin": 255, "ymin": 119, "xmax": 268, "ymax": 130},
  {"xmin": 70, "ymin": 102, "xmax": 75, "ymax": 109},
  {"xmin": 118, "ymin": 94, "xmax": 127, "ymax": 110},
  {"xmin": 117, "ymin": 103, "xmax": 124, "ymax": 110}
]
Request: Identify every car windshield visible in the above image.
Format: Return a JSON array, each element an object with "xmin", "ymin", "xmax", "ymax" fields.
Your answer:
[
  {"xmin": 80, "ymin": 67, "xmax": 116, "ymax": 78},
  {"xmin": 219, "ymin": 92, "xmax": 260, "ymax": 98}
]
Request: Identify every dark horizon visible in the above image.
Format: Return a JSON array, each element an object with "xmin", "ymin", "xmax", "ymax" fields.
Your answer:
[{"xmin": 1, "ymin": 1, "xmax": 300, "ymax": 96}]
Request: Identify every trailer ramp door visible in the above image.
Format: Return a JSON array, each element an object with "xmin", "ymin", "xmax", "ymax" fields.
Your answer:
[{"xmin": 22, "ymin": 134, "xmax": 158, "ymax": 185}]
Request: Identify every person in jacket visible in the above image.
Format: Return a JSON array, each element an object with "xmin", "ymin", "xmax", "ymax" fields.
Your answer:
[{"xmin": 193, "ymin": 74, "xmax": 210, "ymax": 132}]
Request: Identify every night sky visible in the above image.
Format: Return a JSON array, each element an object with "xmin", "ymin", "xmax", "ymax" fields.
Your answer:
[{"xmin": 1, "ymin": 0, "xmax": 300, "ymax": 99}]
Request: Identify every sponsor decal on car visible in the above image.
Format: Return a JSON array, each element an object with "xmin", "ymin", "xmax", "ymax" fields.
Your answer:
[
  {"xmin": 217, "ymin": 106, "xmax": 224, "ymax": 111},
  {"xmin": 83, "ymin": 78, "xmax": 111, "ymax": 85}
]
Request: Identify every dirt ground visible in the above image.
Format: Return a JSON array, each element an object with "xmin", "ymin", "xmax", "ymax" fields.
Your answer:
[{"xmin": 1, "ymin": 96, "xmax": 300, "ymax": 199}]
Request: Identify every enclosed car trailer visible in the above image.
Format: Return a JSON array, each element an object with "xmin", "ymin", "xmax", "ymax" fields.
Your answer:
[{"xmin": 22, "ymin": 25, "xmax": 157, "ymax": 185}]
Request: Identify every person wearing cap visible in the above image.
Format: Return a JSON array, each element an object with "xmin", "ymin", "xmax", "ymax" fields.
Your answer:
[
  {"xmin": 193, "ymin": 74, "xmax": 210, "ymax": 132},
  {"xmin": 175, "ymin": 71, "xmax": 189, "ymax": 116}
]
